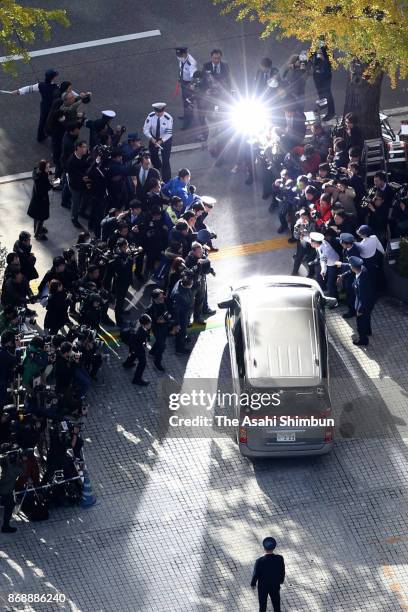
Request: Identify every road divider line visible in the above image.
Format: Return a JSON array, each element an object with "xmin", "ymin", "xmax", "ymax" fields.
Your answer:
[
  {"xmin": 0, "ymin": 30, "xmax": 161, "ymax": 63},
  {"xmin": 210, "ymin": 237, "xmax": 293, "ymax": 260}
]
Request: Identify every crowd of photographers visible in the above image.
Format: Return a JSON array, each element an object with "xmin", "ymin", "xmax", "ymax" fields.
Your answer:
[{"xmin": 3, "ymin": 45, "xmax": 408, "ymax": 534}]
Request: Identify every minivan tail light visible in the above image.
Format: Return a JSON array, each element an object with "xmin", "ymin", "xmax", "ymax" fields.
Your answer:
[
  {"xmin": 324, "ymin": 427, "xmax": 333, "ymax": 443},
  {"xmin": 239, "ymin": 427, "xmax": 247, "ymax": 444}
]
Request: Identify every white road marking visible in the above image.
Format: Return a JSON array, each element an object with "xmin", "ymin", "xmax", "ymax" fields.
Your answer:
[{"xmin": 0, "ymin": 30, "xmax": 161, "ymax": 63}]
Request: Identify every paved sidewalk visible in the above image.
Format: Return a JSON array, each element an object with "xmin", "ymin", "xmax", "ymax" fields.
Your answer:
[{"xmin": 1, "ymin": 150, "xmax": 408, "ymax": 611}]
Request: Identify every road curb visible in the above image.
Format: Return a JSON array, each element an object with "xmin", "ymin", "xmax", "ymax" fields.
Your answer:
[
  {"xmin": 0, "ymin": 142, "xmax": 205, "ymax": 185},
  {"xmin": 1, "ymin": 107, "xmax": 406, "ymax": 185}
]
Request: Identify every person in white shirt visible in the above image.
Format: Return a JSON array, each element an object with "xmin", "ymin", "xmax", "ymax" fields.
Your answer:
[
  {"xmin": 356, "ymin": 224, "xmax": 385, "ymax": 281},
  {"xmin": 175, "ymin": 46, "xmax": 198, "ymax": 130},
  {"xmin": 143, "ymin": 103, "xmax": 173, "ymax": 182},
  {"xmin": 310, "ymin": 230, "xmax": 339, "ymax": 301}
]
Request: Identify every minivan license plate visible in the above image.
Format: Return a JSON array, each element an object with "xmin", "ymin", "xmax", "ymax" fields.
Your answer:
[{"xmin": 277, "ymin": 432, "xmax": 296, "ymax": 442}]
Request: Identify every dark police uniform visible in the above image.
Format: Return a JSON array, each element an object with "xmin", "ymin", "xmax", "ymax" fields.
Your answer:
[
  {"xmin": 353, "ymin": 265, "xmax": 375, "ymax": 345},
  {"xmin": 338, "ymin": 234, "xmax": 361, "ymax": 317},
  {"xmin": 251, "ymin": 552, "xmax": 285, "ymax": 612}
]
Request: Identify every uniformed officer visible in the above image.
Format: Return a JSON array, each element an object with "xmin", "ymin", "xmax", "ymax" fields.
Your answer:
[
  {"xmin": 337, "ymin": 256, "xmax": 375, "ymax": 345},
  {"xmin": 250, "ymin": 537, "xmax": 285, "ymax": 612},
  {"xmin": 12, "ymin": 68, "xmax": 59, "ymax": 142},
  {"xmin": 309, "ymin": 231, "xmax": 339, "ymax": 301},
  {"xmin": 336, "ymin": 233, "xmax": 361, "ymax": 319},
  {"xmin": 176, "ymin": 46, "xmax": 198, "ymax": 130},
  {"xmin": 143, "ymin": 103, "xmax": 173, "ymax": 182}
]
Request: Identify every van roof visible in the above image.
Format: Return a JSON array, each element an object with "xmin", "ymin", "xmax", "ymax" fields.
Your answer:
[{"xmin": 239, "ymin": 285, "xmax": 321, "ymax": 387}]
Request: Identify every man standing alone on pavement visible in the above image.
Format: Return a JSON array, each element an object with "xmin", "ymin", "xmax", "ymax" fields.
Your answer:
[{"xmin": 251, "ymin": 537, "xmax": 285, "ymax": 612}]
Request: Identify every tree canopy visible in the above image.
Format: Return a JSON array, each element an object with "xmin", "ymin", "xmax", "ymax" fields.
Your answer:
[
  {"xmin": 215, "ymin": 0, "xmax": 408, "ymax": 85},
  {"xmin": 0, "ymin": 0, "xmax": 68, "ymax": 73}
]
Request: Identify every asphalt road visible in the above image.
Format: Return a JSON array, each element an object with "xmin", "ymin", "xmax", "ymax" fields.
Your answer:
[{"xmin": 0, "ymin": 0, "xmax": 407, "ymax": 175}]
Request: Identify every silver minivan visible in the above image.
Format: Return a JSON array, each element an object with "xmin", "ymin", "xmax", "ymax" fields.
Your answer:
[{"xmin": 218, "ymin": 275, "xmax": 334, "ymax": 457}]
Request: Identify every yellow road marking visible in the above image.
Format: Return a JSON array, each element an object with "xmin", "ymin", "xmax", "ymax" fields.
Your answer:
[{"xmin": 210, "ymin": 237, "xmax": 293, "ymax": 261}]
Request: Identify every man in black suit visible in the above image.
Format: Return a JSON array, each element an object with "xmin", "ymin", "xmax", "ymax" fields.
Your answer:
[
  {"xmin": 251, "ymin": 537, "xmax": 285, "ymax": 612},
  {"xmin": 203, "ymin": 49, "xmax": 231, "ymax": 95},
  {"xmin": 254, "ymin": 57, "xmax": 279, "ymax": 101},
  {"xmin": 134, "ymin": 152, "xmax": 161, "ymax": 202}
]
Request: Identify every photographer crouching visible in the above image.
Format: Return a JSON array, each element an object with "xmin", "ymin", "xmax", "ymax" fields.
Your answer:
[{"xmin": 185, "ymin": 242, "xmax": 216, "ymax": 325}]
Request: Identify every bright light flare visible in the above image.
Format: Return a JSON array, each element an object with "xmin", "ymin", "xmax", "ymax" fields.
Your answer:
[{"xmin": 230, "ymin": 97, "xmax": 270, "ymax": 137}]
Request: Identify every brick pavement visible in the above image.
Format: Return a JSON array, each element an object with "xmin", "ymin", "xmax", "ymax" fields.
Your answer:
[{"xmin": 1, "ymin": 154, "xmax": 408, "ymax": 611}]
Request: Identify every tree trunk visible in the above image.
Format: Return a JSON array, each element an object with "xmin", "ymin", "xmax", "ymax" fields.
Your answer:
[{"xmin": 343, "ymin": 60, "xmax": 383, "ymax": 140}]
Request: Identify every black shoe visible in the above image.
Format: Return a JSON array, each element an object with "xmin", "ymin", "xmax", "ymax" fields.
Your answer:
[
  {"xmin": 353, "ymin": 338, "xmax": 368, "ymax": 346},
  {"xmin": 122, "ymin": 360, "xmax": 135, "ymax": 369},
  {"xmin": 277, "ymin": 226, "xmax": 286, "ymax": 234},
  {"xmin": 35, "ymin": 233, "xmax": 48, "ymax": 241},
  {"xmin": 342, "ymin": 311, "xmax": 355, "ymax": 319},
  {"xmin": 176, "ymin": 347, "xmax": 191, "ymax": 355},
  {"xmin": 132, "ymin": 378, "xmax": 149, "ymax": 386},
  {"xmin": 154, "ymin": 361, "xmax": 165, "ymax": 372},
  {"xmin": 287, "ymin": 237, "xmax": 297, "ymax": 244},
  {"xmin": 71, "ymin": 218, "xmax": 82, "ymax": 229},
  {"xmin": 42, "ymin": 226, "xmax": 48, "ymax": 233},
  {"xmin": 25, "ymin": 308, "xmax": 36, "ymax": 317},
  {"xmin": 194, "ymin": 318, "xmax": 206, "ymax": 325},
  {"xmin": 1, "ymin": 525, "xmax": 17, "ymax": 533},
  {"xmin": 203, "ymin": 308, "xmax": 216, "ymax": 316}
]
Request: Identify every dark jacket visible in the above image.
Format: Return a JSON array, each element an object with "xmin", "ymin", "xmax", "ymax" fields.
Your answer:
[
  {"xmin": 13, "ymin": 240, "xmax": 38, "ymax": 281},
  {"xmin": 67, "ymin": 153, "xmax": 89, "ymax": 192},
  {"xmin": 310, "ymin": 46, "xmax": 332, "ymax": 82},
  {"xmin": 134, "ymin": 164, "xmax": 161, "ymax": 201},
  {"xmin": 354, "ymin": 267, "xmax": 375, "ymax": 313},
  {"xmin": 1, "ymin": 277, "xmax": 31, "ymax": 308},
  {"xmin": 54, "ymin": 354, "xmax": 75, "ymax": 394},
  {"xmin": 61, "ymin": 131, "xmax": 78, "ymax": 171},
  {"xmin": 128, "ymin": 325, "xmax": 150, "ymax": 356},
  {"xmin": 0, "ymin": 457, "xmax": 24, "ymax": 496},
  {"xmin": 44, "ymin": 291, "xmax": 70, "ymax": 332},
  {"xmin": 105, "ymin": 251, "xmax": 133, "ymax": 293},
  {"xmin": 170, "ymin": 280, "xmax": 194, "ymax": 325},
  {"xmin": 250, "ymin": 554, "xmax": 285, "ymax": 589},
  {"xmin": 27, "ymin": 168, "xmax": 52, "ymax": 221},
  {"xmin": 203, "ymin": 61, "xmax": 231, "ymax": 92}
]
